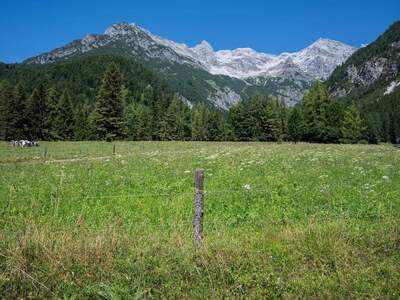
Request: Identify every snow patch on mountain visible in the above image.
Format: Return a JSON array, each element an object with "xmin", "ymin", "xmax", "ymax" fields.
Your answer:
[{"xmin": 384, "ymin": 80, "xmax": 400, "ymax": 95}]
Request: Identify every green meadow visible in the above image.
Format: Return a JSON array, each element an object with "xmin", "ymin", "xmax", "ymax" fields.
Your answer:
[{"xmin": 0, "ymin": 142, "xmax": 399, "ymax": 299}]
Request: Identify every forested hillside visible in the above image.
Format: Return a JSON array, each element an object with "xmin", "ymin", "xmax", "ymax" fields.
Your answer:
[
  {"xmin": 0, "ymin": 54, "xmax": 173, "ymax": 108},
  {"xmin": 326, "ymin": 21, "xmax": 400, "ymax": 142}
]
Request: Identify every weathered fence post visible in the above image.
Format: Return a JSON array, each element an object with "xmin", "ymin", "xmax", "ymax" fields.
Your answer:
[
  {"xmin": 193, "ymin": 168, "xmax": 204, "ymax": 250},
  {"xmin": 43, "ymin": 147, "xmax": 47, "ymax": 161},
  {"xmin": 113, "ymin": 145, "xmax": 116, "ymax": 155}
]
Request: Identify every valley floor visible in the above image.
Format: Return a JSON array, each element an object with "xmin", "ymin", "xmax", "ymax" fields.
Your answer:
[{"xmin": 0, "ymin": 142, "xmax": 399, "ymax": 298}]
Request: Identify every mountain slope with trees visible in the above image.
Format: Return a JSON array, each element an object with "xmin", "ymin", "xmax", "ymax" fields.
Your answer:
[
  {"xmin": 326, "ymin": 21, "xmax": 400, "ymax": 142},
  {"xmin": 0, "ymin": 54, "xmax": 379, "ymax": 144}
]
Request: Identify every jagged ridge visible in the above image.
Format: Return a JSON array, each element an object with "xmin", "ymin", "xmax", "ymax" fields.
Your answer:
[{"xmin": 24, "ymin": 22, "xmax": 357, "ymax": 108}]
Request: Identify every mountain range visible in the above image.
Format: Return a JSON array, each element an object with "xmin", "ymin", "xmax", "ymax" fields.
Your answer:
[{"xmin": 24, "ymin": 22, "xmax": 356, "ymax": 109}]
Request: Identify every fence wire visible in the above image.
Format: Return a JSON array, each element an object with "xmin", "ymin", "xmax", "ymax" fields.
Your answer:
[{"xmin": 1, "ymin": 188, "xmax": 271, "ymax": 204}]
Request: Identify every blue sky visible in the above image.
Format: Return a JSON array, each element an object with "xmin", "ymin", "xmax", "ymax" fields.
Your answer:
[{"xmin": 1, "ymin": 0, "xmax": 399, "ymax": 63}]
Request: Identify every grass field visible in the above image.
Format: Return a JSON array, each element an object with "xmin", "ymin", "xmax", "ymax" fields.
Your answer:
[{"xmin": 0, "ymin": 141, "xmax": 399, "ymax": 299}]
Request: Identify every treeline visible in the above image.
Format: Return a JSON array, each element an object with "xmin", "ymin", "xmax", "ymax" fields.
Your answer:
[
  {"xmin": 0, "ymin": 63, "xmax": 388, "ymax": 143},
  {"xmin": 0, "ymin": 63, "xmax": 228, "ymax": 142}
]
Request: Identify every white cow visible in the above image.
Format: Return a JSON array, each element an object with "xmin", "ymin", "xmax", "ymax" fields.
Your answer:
[{"xmin": 10, "ymin": 140, "xmax": 40, "ymax": 148}]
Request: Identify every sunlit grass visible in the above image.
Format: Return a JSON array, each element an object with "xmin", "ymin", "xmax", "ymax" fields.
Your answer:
[{"xmin": 0, "ymin": 141, "xmax": 399, "ymax": 298}]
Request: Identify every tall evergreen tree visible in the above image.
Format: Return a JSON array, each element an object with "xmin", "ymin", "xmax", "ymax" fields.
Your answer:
[
  {"xmin": 10, "ymin": 84, "xmax": 29, "ymax": 140},
  {"xmin": 340, "ymin": 103, "xmax": 365, "ymax": 143},
  {"xmin": 191, "ymin": 103, "xmax": 209, "ymax": 141},
  {"xmin": 208, "ymin": 110, "xmax": 227, "ymax": 141},
  {"xmin": 47, "ymin": 86, "xmax": 60, "ymax": 140},
  {"xmin": 325, "ymin": 101, "xmax": 345, "ymax": 143},
  {"xmin": 288, "ymin": 107, "xmax": 304, "ymax": 142},
  {"xmin": 125, "ymin": 102, "xmax": 152, "ymax": 140},
  {"xmin": 249, "ymin": 95, "xmax": 269, "ymax": 141},
  {"xmin": 0, "ymin": 81, "xmax": 16, "ymax": 140},
  {"xmin": 300, "ymin": 82, "xmax": 334, "ymax": 143},
  {"xmin": 265, "ymin": 97, "xmax": 286, "ymax": 141},
  {"xmin": 93, "ymin": 63, "xmax": 125, "ymax": 141},
  {"xmin": 51, "ymin": 90, "xmax": 75, "ymax": 140},
  {"xmin": 140, "ymin": 85, "xmax": 154, "ymax": 106},
  {"xmin": 162, "ymin": 95, "xmax": 191, "ymax": 140},
  {"xmin": 26, "ymin": 83, "xmax": 50, "ymax": 140},
  {"xmin": 74, "ymin": 102, "xmax": 94, "ymax": 141},
  {"xmin": 228, "ymin": 101, "xmax": 253, "ymax": 141},
  {"xmin": 361, "ymin": 113, "xmax": 380, "ymax": 144}
]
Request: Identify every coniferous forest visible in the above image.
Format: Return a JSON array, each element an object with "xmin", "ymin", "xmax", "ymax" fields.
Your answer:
[{"xmin": 0, "ymin": 54, "xmax": 397, "ymax": 143}]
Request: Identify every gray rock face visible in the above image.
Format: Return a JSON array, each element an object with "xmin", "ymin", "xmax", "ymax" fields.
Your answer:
[
  {"xmin": 348, "ymin": 58, "xmax": 387, "ymax": 87},
  {"xmin": 392, "ymin": 41, "xmax": 400, "ymax": 49},
  {"xmin": 330, "ymin": 55, "xmax": 399, "ymax": 97},
  {"xmin": 336, "ymin": 57, "xmax": 399, "ymax": 97}
]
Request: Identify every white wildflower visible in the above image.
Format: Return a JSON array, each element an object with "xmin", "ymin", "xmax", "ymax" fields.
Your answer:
[
  {"xmin": 382, "ymin": 176, "xmax": 390, "ymax": 180},
  {"xmin": 243, "ymin": 184, "xmax": 251, "ymax": 191}
]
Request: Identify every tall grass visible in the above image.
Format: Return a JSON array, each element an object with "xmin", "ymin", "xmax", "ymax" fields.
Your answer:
[{"xmin": 0, "ymin": 142, "xmax": 399, "ymax": 298}]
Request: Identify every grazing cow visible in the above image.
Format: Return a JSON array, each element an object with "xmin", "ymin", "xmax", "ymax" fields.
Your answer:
[{"xmin": 10, "ymin": 140, "xmax": 40, "ymax": 148}]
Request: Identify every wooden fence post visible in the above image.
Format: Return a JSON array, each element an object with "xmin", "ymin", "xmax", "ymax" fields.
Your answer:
[
  {"xmin": 43, "ymin": 147, "xmax": 47, "ymax": 161},
  {"xmin": 113, "ymin": 145, "xmax": 116, "ymax": 155},
  {"xmin": 194, "ymin": 168, "xmax": 204, "ymax": 250}
]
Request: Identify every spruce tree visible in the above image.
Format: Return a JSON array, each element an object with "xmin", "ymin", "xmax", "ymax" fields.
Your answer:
[
  {"xmin": 326, "ymin": 101, "xmax": 345, "ymax": 143},
  {"xmin": 362, "ymin": 114, "xmax": 380, "ymax": 144},
  {"xmin": 162, "ymin": 95, "xmax": 191, "ymax": 140},
  {"xmin": 265, "ymin": 97, "xmax": 286, "ymax": 141},
  {"xmin": 93, "ymin": 63, "xmax": 125, "ymax": 141},
  {"xmin": 341, "ymin": 103, "xmax": 365, "ymax": 143},
  {"xmin": 288, "ymin": 107, "xmax": 304, "ymax": 142},
  {"xmin": 125, "ymin": 102, "xmax": 152, "ymax": 140},
  {"xmin": 191, "ymin": 103, "xmax": 209, "ymax": 141},
  {"xmin": 249, "ymin": 95, "xmax": 269, "ymax": 141},
  {"xmin": 26, "ymin": 83, "xmax": 50, "ymax": 140},
  {"xmin": 51, "ymin": 90, "xmax": 75, "ymax": 140},
  {"xmin": 47, "ymin": 86, "xmax": 60, "ymax": 140},
  {"xmin": 0, "ymin": 81, "xmax": 14, "ymax": 140},
  {"xmin": 208, "ymin": 110, "xmax": 227, "ymax": 141},
  {"xmin": 12, "ymin": 84, "xmax": 29, "ymax": 140},
  {"xmin": 228, "ymin": 101, "xmax": 253, "ymax": 141},
  {"xmin": 74, "ymin": 102, "xmax": 94, "ymax": 141},
  {"xmin": 300, "ymin": 82, "xmax": 332, "ymax": 143}
]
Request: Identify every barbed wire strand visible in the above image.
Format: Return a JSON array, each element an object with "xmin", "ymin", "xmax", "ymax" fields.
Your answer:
[{"xmin": 2, "ymin": 188, "xmax": 272, "ymax": 204}]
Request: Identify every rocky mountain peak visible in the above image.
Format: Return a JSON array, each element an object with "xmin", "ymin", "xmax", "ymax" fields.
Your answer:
[
  {"xmin": 191, "ymin": 40, "xmax": 216, "ymax": 65},
  {"xmin": 193, "ymin": 40, "xmax": 214, "ymax": 52},
  {"xmin": 104, "ymin": 22, "xmax": 142, "ymax": 36}
]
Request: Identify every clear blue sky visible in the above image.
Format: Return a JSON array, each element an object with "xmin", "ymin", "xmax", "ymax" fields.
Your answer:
[{"xmin": 1, "ymin": 0, "xmax": 399, "ymax": 63}]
